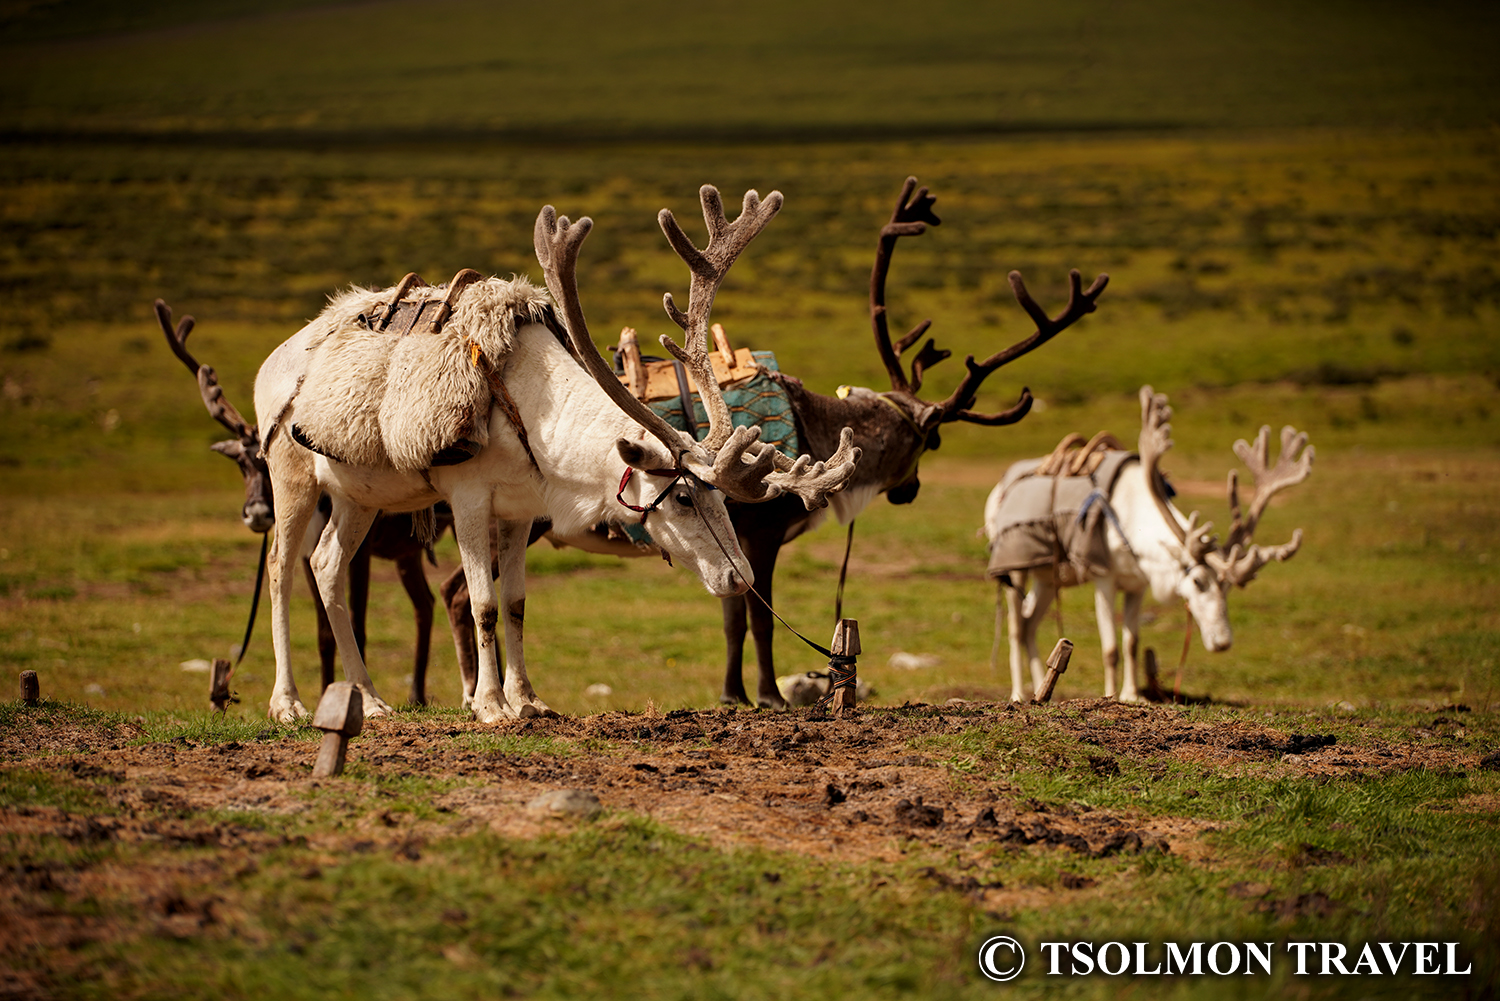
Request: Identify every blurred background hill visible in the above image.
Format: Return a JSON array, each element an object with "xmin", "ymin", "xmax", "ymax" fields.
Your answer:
[{"xmin": 2, "ymin": 0, "xmax": 1496, "ymax": 139}]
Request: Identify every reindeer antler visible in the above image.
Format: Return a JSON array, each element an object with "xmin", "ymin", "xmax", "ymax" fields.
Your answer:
[
  {"xmin": 1206, "ymin": 422, "xmax": 1314, "ymax": 587},
  {"xmin": 868, "ymin": 177, "xmax": 1108, "ymax": 429},
  {"xmin": 935, "ymin": 269, "xmax": 1109, "ymax": 425},
  {"xmin": 536, "ymin": 193, "xmax": 859, "ymax": 510},
  {"xmin": 155, "ymin": 298, "xmax": 258, "ymax": 446},
  {"xmin": 1138, "ymin": 385, "xmax": 1214, "ymax": 563},
  {"xmin": 1222, "ymin": 425, "xmax": 1314, "ymax": 550},
  {"xmin": 534, "ymin": 206, "xmax": 695, "ymax": 463},
  {"xmin": 871, "ymin": 176, "xmax": 942, "ymax": 395},
  {"xmin": 1206, "ymin": 530, "xmax": 1304, "ymax": 588},
  {"xmin": 658, "ymin": 186, "xmax": 783, "ymax": 451}
]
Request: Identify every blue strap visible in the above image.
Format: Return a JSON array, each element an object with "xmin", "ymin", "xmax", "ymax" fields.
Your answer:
[{"xmin": 1077, "ymin": 489, "xmax": 1136, "ymax": 558}]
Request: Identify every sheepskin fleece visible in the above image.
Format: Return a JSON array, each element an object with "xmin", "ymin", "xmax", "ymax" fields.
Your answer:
[{"xmin": 289, "ymin": 275, "xmax": 554, "ymax": 470}]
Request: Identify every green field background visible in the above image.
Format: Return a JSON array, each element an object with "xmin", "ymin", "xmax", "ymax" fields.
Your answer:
[
  {"xmin": 2, "ymin": 0, "xmax": 1498, "ymax": 716},
  {"xmin": 2, "ymin": 3, "xmax": 1500, "ymax": 999}
]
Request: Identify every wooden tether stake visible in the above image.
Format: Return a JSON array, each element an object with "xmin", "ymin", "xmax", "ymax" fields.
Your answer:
[
  {"xmin": 1143, "ymin": 648, "xmax": 1168, "ymax": 702},
  {"xmin": 20, "ymin": 671, "xmax": 39, "ymax": 706},
  {"xmin": 311, "ymin": 682, "xmax": 364, "ymax": 778},
  {"xmin": 209, "ymin": 658, "xmax": 238, "ymax": 713},
  {"xmin": 828, "ymin": 619, "xmax": 860, "ymax": 718},
  {"xmin": 1032, "ymin": 639, "xmax": 1074, "ymax": 704}
]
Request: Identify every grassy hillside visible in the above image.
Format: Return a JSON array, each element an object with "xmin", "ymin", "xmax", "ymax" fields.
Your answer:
[
  {"xmin": 3, "ymin": 129, "xmax": 1497, "ymax": 493},
  {"xmin": 1, "ymin": 5, "xmax": 1498, "ymax": 998},
  {"xmin": 1, "ymin": 0, "xmax": 1497, "ymax": 139}
]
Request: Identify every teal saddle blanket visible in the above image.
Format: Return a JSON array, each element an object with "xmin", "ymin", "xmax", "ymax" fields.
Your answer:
[
  {"xmin": 645, "ymin": 351, "xmax": 800, "ymax": 459},
  {"xmin": 621, "ymin": 350, "xmax": 797, "ymax": 545}
]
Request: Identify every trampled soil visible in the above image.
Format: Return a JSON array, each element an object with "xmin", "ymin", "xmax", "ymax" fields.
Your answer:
[{"xmin": 1, "ymin": 698, "xmax": 1493, "ymax": 997}]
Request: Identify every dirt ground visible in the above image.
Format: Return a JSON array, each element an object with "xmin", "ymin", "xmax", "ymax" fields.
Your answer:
[{"xmin": 3, "ymin": 698, "xmax": 1490, "ymax": 969}]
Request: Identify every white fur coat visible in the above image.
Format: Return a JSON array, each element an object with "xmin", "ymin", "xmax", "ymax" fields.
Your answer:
[{"xmin": 288, "ymin": 275, "xmax": 554, "ymax": 470}]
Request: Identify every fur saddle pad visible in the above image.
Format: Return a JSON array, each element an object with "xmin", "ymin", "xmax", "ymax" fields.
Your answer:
[
  {"xmin": 289, "ymin": 275, "xmax": 555, "ymax": 471},
  {"xmin": 987, "ymin": 446, "xmax": 1137, "ymax": 586}
]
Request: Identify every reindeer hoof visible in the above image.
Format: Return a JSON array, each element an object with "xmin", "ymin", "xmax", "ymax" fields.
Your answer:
[
  {"xmin": 472, "ymin": 698, "xmax": 508, "ymax": 724},
  {"xmin": 358, "ymin": 689, "xmax": 394, "ymax": 718},
  {"xmin": 268, "ymin": 698, "xmax": 308, "ymax": 723},
  {"xmin": 510, "ymin": 699, "xmax": 558, "ymax": 720}
]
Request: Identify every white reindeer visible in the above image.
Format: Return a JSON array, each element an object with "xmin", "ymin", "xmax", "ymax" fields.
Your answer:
[
  {"xmin": 252, "ymin": 187, "xmax": 858, "ymax": 723},
  {"xmin": 984, "ymin": 386, "xmax": 1313, "ymax": 702}
]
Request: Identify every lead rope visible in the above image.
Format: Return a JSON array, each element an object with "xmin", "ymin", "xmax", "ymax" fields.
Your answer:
[
  {"xmin": 686, "ymin": 490, "xmax": 856, "ymax": 706},
  {"xmin": 834, "ymin": 520, "xmax": 855, "ymax": 622},
  {"xmin": 237, "ymin": 533, "xmax": 269, "ymax": 665},
  {"xmin": 1173, "ymin": 605, "xmax": 1193, "ymax": 702}
]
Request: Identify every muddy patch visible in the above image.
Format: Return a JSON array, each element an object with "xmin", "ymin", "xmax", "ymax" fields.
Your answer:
[{"xmin": 0, "ymin": 699, "xmax": 1490, "ymax": 997}]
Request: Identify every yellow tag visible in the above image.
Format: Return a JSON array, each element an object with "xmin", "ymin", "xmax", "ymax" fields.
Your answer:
[
  {"xmin": 469, "ymin": 342, "xmax": 482, "ymax": 367},
  {"xmin": 836, "ymin": 385, "xmax": 852, "ymax": 399}
]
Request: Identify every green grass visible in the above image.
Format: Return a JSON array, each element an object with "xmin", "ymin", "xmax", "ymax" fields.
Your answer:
[
  {"xmin": 14, "ymin": 813, "xmax": 992, "ymax": 1001},
  {"xmin": 1, "ymin": 7, "xmax": 1498, "ymax": 991}
]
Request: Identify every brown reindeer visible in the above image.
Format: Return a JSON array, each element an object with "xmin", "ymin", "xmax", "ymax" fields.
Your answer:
[
  {"xmin": 710, "ymin": 177, "xmax": 1107, "ymax": 706},
  {"xmin": 156, "ymin": 299, "xmax": 447, "ymax": 703},
  {"xmin": 439, "ymin": 177, "xmax": 1107, "ymax": 708}
]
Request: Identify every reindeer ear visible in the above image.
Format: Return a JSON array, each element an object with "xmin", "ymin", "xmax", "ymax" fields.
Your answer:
[{"xmin": 617, "ymin": 438, "xmax": 668, "ymax": 470}]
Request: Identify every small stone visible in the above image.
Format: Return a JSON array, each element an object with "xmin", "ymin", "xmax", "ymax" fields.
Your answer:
[
  {"xmin": 887, "ymin": 651, "xmax": 942, "ymax": 671},
  {"xmin": 1478, "ymin": 751, "xmax": 1500, "ymax": 773},
  {"xmin": 527, "ymin": 788, "xmax": 603, "ymax": 819}
]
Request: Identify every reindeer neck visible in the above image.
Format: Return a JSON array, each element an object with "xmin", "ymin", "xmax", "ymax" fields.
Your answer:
[
  {"xmin": 492, "ymin": 325, "xmax": 669, "ymax": 532},
  {"xmin": 1109, "ymin": 463, "xmax": 1201, "ymax": 601},
  {"xmin": 779, "ymin": 378, "xmax": 929, "ymax": 494}
]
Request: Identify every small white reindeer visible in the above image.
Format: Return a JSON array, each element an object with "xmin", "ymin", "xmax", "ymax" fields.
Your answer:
[
  {"xmin": 984, "ymin": 386, "xmax": 1313, "ymax": 702},
  {"xmin": 252, "ymin": 187, "xmax": 858, "ymax": 723}
]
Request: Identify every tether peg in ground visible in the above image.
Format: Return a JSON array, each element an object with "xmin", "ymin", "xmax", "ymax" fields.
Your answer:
[
  {"xmin": 828, "ymin": 619, "xmax": 860, "ymax": 717},
  {"xmin": 311, "ymin": 682, "xmax": 364, "ymax": 778},
  {"xmin": 1032, "ymin": 639, "xmax": 1073, "ymax": 704},
  {"xmin": 209, "ymin": 658, "xmax": 238, "ymax": 713},
  {"xmin": 20, "ymin": 671, "xmax": 39, "ymax": 706}
]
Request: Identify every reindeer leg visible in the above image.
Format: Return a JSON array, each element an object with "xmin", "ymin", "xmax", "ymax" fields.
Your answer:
[
  {"xmin": 1004, "ymin": 578, "xmax": 1028, "ymax": 702},
  {"xmin": 495, "ymin": 519, "xmax": 556, "ymax": 719},
  {"xmin": 1022, "ymin": 577, "xmax": 1054, "ymax": 695},
  {"xmin": 303, "ymin": 557, "xmax": 337, "ymax": 692},
  {"xmin": 741, "ymin": 530, "xmax": 788, "ymax": 710},
  {"xmin": 308, "ymin": 502, "xmax": 390, "ymax": 716},
  {"xmin": 349, "ymin": 530, "xmax": 373, "ymax": 664},
  {"xmin": 299, "ymin": 502, "xmax": 337, "ymax": 692},
  {"xmin": 440, "ymin": 566, "xmax": 477, "ymax": 707},
  {"xmin": 451, "ymin": 493, "xmax": 509, "ymax": 723},
  {"xmin": 720, "ymin": 596, "xmax": 751, "ymax": 705},
  {"xmin": 1094, "ymin": 578, "xmax": 1120, "ymax": 699},
  {"xmin": 266, "ymin": 451, "xmax": 320, "ymax": 723},
  {"xmin": 1118, "ymin": 589, "xmax": 1145, "ymax": 703},
  {"xmin": 394, "ymin": 549, "xmax": 435, "ymax": 706}
]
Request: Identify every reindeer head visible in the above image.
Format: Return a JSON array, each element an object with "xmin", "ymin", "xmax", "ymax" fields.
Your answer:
[
  {"xmin": 863, "ymin": 178, "xmax": 1109, "ymax": 504},
  {"xmin": 1138, "ymin": 385, "xmax": 1314, "ymax": 651},
  {"xmin": 533, "ymin": 187, "xmax": 861, "ymax": 594},
  {"xmin": 156, "ymin": 299, "xmax": 274, "ymax": 533}
]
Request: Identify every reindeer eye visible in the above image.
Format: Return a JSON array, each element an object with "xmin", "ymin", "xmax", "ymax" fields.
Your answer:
[
  {"xmin": 1193, "ymin": 574, "xmax": 1209, "ymax": 592},
  {"xmin": 674, "ymin": 491, "xmax": 693, "ymax": 509}
]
